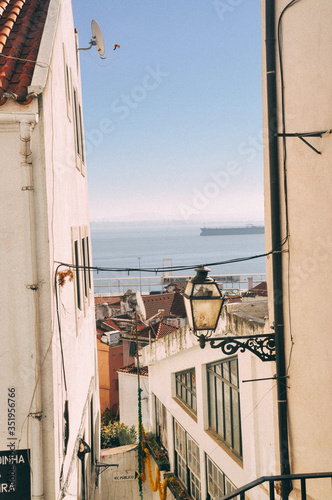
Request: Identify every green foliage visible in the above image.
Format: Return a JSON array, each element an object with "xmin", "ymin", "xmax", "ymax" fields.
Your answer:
[
  {"xmin": 101, "ymin": 421, "xmax": 137, "ymax": 449},
  {"xmin": 101, "ymin": 408, "xmax": 115, "ymax": 427},
  {"xmin": 146, "ymin": 436, "xmax": 169, "ymax": 465}
]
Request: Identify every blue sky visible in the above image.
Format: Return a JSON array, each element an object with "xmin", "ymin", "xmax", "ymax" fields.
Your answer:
[{"xmin": 72, "ymin": 1, "xmax": 264, "ymax": 223}]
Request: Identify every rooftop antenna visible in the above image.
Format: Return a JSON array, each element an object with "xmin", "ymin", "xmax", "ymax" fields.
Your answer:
[{"xmin": 78, "ymin": 20, "xmax": 120, "ymax": 59}]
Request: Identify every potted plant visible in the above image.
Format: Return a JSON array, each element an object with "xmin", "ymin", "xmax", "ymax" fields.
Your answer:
[{"xmin": 144, "ymin": 436, "xmax": 170, "ymax": 472}]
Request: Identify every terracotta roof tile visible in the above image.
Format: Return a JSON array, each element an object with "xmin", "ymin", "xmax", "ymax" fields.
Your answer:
[
  {"xmin": 142, "ymin": 292, "xmax": 187, "ymax": 319},
  {"xmin": 0, "ymin": 0, "xmax": 50, "ymax": 103},
  {"xmin": 156, "ymin": 321, "xmax": 178, "ymax": 340},
  {"xmin": 94, "ymin": 296, "xmax": 122, "ymax": 306},
  {"xmin": 249, "ymin": 281, "xmax": 267, "ymax": 297}
]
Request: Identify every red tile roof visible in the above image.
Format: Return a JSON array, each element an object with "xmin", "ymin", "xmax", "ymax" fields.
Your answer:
[
  {"xmin": 142, "ymin": 292, "xmax": 186, "ymax": 319},
  {"xmin": 249, "ymin": 281, "xmax": 267, "ymax": 297},
  {"xmin": 117, "ymin": 363, "xmax": 148, "ymax": 376},
  {"xmin": 94, "ymin": 296, "xmax": 122, "ymax": 306},
  {"xmin": 156, "ymin": 321, "xmax": 178, "ymax": 340},
  {"xmin": 0, "ymin": 0, "xmax": 50, "ymax": 103}
]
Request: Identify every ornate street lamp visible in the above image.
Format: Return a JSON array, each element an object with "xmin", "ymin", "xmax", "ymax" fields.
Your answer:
[
  {"xmin": 183, "ymin": 266, "xmax": 224, "ymax": 348},
  {"xmin": 183, "ymin": 266, "xmax": 276, "ymax": 362}
]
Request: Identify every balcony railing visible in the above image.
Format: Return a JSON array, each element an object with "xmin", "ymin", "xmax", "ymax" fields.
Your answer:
[
  {"xmin": 93, "ymin": 273, "xmax": 266, "ymax": 296},
  {"xmin": 220, "ymin": 472, "xmax": 332, "ymax": 500}
]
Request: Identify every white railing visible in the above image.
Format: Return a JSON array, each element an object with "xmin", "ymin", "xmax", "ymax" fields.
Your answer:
[{"xmin": 93, "ymin": 273, "xmax": 266, "ymax": 296}]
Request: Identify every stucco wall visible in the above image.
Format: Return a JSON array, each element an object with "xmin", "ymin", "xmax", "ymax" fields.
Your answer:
[
  {"xmin": 261, "ymin": 1, "xmax": 332, "ymax": 498},
  {"xmin": 118, "ymin": 372, "xmax": 150, "ymax": 431},
  {"xmin": 0, "ymin": 0, "xmax": 100, "ymax": 498},
  {"xmin": 98, "ymin": 444, "xmax": 173, "ymax": 500}
]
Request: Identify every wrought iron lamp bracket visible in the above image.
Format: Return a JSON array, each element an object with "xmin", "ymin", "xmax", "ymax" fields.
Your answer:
[{"xmin": 207, "ymin": 333, "xmax": 276, "ymax": 362}]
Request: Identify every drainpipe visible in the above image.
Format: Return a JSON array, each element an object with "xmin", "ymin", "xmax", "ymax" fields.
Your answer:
[
  {"xmin": 0, "ymin": 112, "xmax": 44, "ymax": 499},
  {"xmin": 265, "ymin": 2, "xmax": 292, "ymax": 499}
]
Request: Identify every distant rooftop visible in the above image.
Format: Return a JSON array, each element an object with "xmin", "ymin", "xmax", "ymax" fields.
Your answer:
[
  {"xmin": 117, "ymin": 362, "xmax": 148, "ymax": 376},
  {"xmin": 227, "ymin": 299, "xmax": 268, "ymax": 323}
]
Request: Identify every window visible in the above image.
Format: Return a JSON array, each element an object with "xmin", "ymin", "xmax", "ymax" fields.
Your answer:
[
  {"xmin": 90, "ymin": 399, "xmax": 94, "ymax": 468},
  {"xmin": 86, "ymin": 236, "xmax": 92, "ymax": 290},
  {"xmin": 72, "ymin": 226, "xmax": 91, "ymax": 327},
  {"xmin": 207, "ymin": 357, "xmax": 242, "ymax": 458},
  {"xmin": 155, "ymin": 396, "xmax": 168, "ymax": 450},
  {"xmin": 206, "ymin": 455, "xmax": 239, "ymax": 500},
  {"xmin": 174, "ymin": 419, "xmax": 201, "ymax": 499},
  {"xmin": 74, "ymin": 239, "xmax": 82, "ymax": 311},
  {"xmin": 175, "ymin": 368, "xmax": 197, "ymax": 414},
  {"xmin": 81, "ymin": 230, "xmax": 92, "ymax": 302},
  {"xmin": 63, "ymin": 44, "xmax": 72, "ymax": 121},
  {"xmin": 73, "ymin": 88, "xmax": 85, "ymax": 173}
]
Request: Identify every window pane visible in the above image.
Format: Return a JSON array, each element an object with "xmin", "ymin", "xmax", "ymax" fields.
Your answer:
[
  {"xmin": 231, "ymin": 359, "xmax": 238, "ymax": 387},
  {"xmin": 232, "ymin": 391, "xmax": 241, "ymax": 455},
  {"xmin": 177, "ymin": 454, "xmax": 187, "ymax": 486},
  {"xmin": 175, "ymin": 369, "xmax": 196, "ymax": 414},
  {"xmin": 82, "ymin": 238, "xmax": 88, "ymax": 298},
  {"xmin": 224, "ymin": 383, "xmax": 232, "ymax": 446},
  {"xmin": 86, "ymin": 236, "xmax": 91, "ymax": 289},
  {"xmin": 208, "ymin": 372, "xmax": 216, "ymax": 432},
  {"xmin": 192, "ymin": 395, "xmax": 197, "ymax": 413},
  {"xmin": 216, "ymin": 377, "xmax": 224, "ymax": 438},
  {"xmin": 192, "ymin": 372, "xmax": 196, "ymax": 391},
  {"xmin": 223, "ymin": 361, "xmax": 230, "ymax": 382},
  {"xmin": 74, "ymin": 240, "xmax": 81, "ymax": 310}
]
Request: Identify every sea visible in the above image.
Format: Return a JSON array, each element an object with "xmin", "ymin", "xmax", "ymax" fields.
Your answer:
[{"xmin": 90, "ymin": 222, "xmax": 266, "ymax": 295}]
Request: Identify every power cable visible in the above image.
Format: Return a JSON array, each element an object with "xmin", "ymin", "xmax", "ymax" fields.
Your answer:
[
  {"xmin": 54, "ymin": 246, "xmax": 281, "ymax": 276},
  {"xmin": 277, "ymin": 0, "xmax": 305, "ymax": 371}
]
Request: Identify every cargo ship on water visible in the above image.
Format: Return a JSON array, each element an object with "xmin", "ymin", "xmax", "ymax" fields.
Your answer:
[{"xmin": 200, "ymin": 225, "xmax": 264, "ymax": 236}]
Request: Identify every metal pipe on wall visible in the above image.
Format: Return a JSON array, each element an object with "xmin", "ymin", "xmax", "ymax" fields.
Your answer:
[
  {"xmin": 20, "ymin": 116, "xmax": 45, "ymax": 500},
  {"xmin": 265, "ymin": 1, "xmax": 292, "ymax": 498}
]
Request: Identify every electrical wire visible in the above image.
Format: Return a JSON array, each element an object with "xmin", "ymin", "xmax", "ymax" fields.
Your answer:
[
  {"xmin": 86, "ymin": 48, "xmax": 120, "ymax": 67},
  {"xmin": 54, "ymin": 246, "xmax": 281, "ymax": 276},
  {"xmin": 277, "ymin": 0, "xmax": 305, "ymax": 372},
  {"xmin": 0, "ymin": 51, "xmax": 50, "ymax": 68}
]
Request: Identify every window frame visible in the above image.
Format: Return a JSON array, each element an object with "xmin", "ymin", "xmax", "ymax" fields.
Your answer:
[
  {"xmin": 155, "ymin": 395, "xmax": 168, "ymax": 450},
  {"xmin": 206, "ymin": 357, "xmax": 242, "ymax": 459},
  {"xmin": 63, "ymin": 44, "xmax": 72, "ymax": 121},
  {"xmin": 175, "ymin": 368, "xmax": 197, "ymax": 415},
  {"xmin": 80, "ymin": 226, "xmax": 92, "ymax": 312},
  {"xmin": 72, "ymin": 227, "xmax": 83, "ymax": 331},
  {"xmin": 206, "ymin": 455, "xmax": 239, "ymax": 500},
  {"xmin": 173, "ymin": 419, "xmax": 201, "ymax": 499},
  {"xmin": 73, "ymin": 87, "xmax": 86, "ymax": 175},
  {"xmin": 72, "ymin": 226, "xmax": 92, "ymax": 331}
]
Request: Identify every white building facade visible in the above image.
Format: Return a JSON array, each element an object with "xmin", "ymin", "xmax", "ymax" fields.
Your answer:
[
  {"xmin": 140, "ymin": 303, "xmax": 278, "ymax": 500},
  {"xmin": 0, "ymin": 1, "xmax": 100, "ymax": 498}
]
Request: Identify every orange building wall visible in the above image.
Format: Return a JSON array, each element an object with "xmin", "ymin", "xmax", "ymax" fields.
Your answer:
[{"xmin": 97, "ymin": 338, "xmax": 111, "ymax": 414}]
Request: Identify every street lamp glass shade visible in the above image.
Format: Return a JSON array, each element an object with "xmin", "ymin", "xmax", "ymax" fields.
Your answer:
[{"xmin": 183, "ymin": 267, "xmax": 223, "ymax": 332}]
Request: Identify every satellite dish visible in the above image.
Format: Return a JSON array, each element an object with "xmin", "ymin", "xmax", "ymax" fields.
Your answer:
[
  {"xmin": 136, "ymin": 291, "xmax": 146, "ymax": 321},
  {"xmin": 78, "ymin": 20, "xmax": 120, "ymax": 60},
  {"xmin": 91, "ymin": 20, "xmax": 105, "ymax": 57}
]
